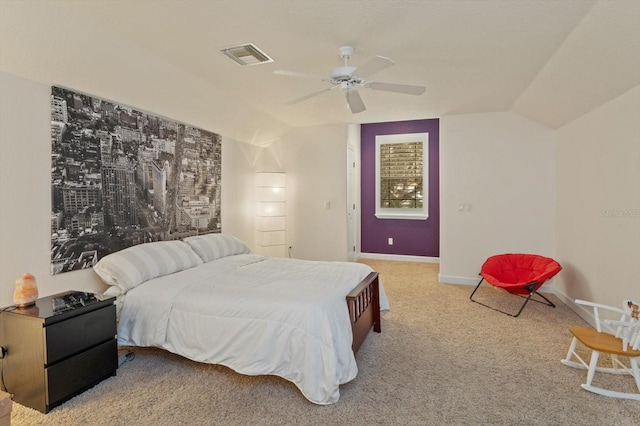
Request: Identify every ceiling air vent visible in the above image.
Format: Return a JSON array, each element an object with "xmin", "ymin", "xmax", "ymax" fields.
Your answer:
[{"xmin": 221, "ymin": 43, "xmax": 274, "ymax": 66}]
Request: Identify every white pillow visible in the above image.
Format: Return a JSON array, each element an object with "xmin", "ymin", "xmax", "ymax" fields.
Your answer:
[
  {"xmin": 103, "ymin": 286, "xmax": 122, "ymax": 297},
  {"xmin": 183, "ymin": 233, "xmax": 250, "ymax": 263},
  {"xmin": 93, "ymin": 240, "xmax": 203, "ymax": 294}
]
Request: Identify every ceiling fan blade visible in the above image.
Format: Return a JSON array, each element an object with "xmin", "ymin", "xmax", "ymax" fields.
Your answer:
[
  {"xmin": 285, "ymin": 87, "xmax": 333, "ymax": 105},
  {"xmin": 353, "ymin": 56, "xmax": 395, "ymax": 78},
  {"xmin": 274, "ymin": 70, "xmax": 326, "ymax": 81},
  {"xmin": 345, "ymin": 90, "xmax": 366, "ymax": 114},
  {"xmin": 367, "ymin": 81, "xmax": 426, "ymax": 96}
]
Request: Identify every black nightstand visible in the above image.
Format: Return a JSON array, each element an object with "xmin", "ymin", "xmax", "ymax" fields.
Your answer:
[{"xmin": 0, "ymin": 291, "xmax": 117, "ymax": 413}]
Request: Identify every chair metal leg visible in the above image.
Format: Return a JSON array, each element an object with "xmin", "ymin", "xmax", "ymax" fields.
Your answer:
[
  {"xmin": 470, "ymin": 278, "xmax": 523, "ymax": 317},
  {"xmin": 532, "ymin": 291, "xmax": 555, "ymax": 308},
  {"xmin": 470, "ymin": 277, "xmax": 551, "ymax": 317},
  {"xmin": 469, "ymin": 277, "xmax": 484, "ymax": 300}
]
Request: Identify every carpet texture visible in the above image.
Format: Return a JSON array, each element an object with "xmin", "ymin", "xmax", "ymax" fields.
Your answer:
[{"xmin": 10, "ymin": 260, "xmax": 640, "ymax": 425}]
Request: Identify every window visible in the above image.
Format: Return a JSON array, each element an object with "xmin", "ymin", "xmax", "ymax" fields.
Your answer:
[{"xmin": 375, "ymin": 132, "xmax": 428, "ymax": 220}]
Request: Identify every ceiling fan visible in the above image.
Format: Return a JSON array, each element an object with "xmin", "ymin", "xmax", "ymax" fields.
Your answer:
[{"xmin": 274, "ymin": 46, "xmax": 426, "ymax": 114}]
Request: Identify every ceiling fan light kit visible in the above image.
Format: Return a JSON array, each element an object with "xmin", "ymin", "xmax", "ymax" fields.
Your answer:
[{"xmin": 274, "ymin": 46, "xmax": 426, "ymax": 114}]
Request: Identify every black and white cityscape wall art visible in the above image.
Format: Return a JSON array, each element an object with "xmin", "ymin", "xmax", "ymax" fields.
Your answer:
[{"xmin": 50, "ymin": 86, "xmax": 222, "ymax": 275}]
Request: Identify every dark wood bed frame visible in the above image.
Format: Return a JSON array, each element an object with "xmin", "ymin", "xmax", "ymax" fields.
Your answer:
[{"xmin": 346, "ymin": 272, "xmax": 381, "ymax": 353}]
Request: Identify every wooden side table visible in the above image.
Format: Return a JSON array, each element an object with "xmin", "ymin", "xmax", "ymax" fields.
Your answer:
[{"xmin": 0, "ymin": 291, "xmax": 117, "ymax": 413}]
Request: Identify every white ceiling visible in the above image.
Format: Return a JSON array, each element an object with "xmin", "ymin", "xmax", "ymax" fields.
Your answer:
[{"xmin": 1, "ymin": 0, "xmax": 639, "ymax": 142}]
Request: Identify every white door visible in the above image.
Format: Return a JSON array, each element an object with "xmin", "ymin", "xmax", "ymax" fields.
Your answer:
[{"xmin": 347, "ymin": 146, "xmax": 357, "ymax": 261}]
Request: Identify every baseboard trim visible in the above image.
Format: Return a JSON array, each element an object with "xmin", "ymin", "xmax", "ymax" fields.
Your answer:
[
  {"xmin": 553, "ymin": 287, "xmax": 597, "ymax": 328},
  {"xmin": 438, "ymin": 274, "xmax": 479, "ymax": 286},
  {"xmin": 358, "ymin": 253, "xmax": 439, "ymax": 263},
  {"xmin": 552, "ymin": 287, "xmax": 574, "ymax": 306}
]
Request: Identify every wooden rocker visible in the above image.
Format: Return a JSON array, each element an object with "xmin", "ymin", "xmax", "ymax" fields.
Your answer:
[{"xmin": 561, "ymin": 299, "xmax": 640, "ymax": 401}]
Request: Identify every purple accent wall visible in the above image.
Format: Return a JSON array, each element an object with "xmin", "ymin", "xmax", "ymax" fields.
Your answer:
[{"xmin": 361, "ymin": 119, "xmax": 439, "ymax": 257}]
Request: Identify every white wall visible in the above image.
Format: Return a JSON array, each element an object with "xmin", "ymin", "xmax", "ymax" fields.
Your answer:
[
  {"xmin": 555, "ymin": 85, "xmax": 640, "ymax": 315},
  {"xmin": 0, "ymin": 71, "xmax": 272, "ymax": 306},
  {"xmin": 0, "ymin": 72, "xmax": 105, "ymax": 305},
  {"xmin": 267, "ymin": 124, "xmax": 351, "ymax": 261},
  {"xmin": 221, "ymin": 138, "xmax": 266, "ymax": 250},
  {"xmin": 0, "ymin": 70, "xmax": 352, "ymax": 308},
  {"xmin": 439, "ymin": 112, "xmax": 556, "ymax": 284}
]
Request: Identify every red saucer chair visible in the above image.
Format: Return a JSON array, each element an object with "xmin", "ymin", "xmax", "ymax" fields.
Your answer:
[{"xmin": 469, "ymin": 253, "xmax": 562, "ymax": 317}]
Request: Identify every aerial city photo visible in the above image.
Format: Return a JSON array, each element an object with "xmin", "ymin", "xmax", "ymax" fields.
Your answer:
[{"xmin": 50, "ymin": 86, "xmax": 222, "ymax": 275}]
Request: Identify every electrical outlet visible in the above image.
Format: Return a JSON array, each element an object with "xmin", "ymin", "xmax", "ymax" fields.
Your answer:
[{"xmin": 388, "ymin": 237, "xmax": 393, "ymax": 245}]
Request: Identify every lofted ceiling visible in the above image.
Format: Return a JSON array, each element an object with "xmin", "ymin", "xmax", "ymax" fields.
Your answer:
[{"xmin": 1, "ymin": 0, "xmax": 639, "ymax": 144}]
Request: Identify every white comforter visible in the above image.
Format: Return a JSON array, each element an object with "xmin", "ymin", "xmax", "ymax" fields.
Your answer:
[{"xmin": 117, "ymin": 254, "xmax": 389, "ymax": 405}]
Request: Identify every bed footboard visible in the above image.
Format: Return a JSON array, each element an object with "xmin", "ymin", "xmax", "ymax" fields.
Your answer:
[{"xmin": 346, "ymin": 272, "xmax": 381, "ymax": 353}]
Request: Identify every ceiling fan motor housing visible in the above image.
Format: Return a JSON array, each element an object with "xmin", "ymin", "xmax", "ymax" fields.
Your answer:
[
  {"xmin": 332, "ymin": 46, "xmax": 357, "ymax": 80},
  {"xmin": 331, "ymin": 66, "xmax": 357, "ymax": 81},
  {"xmin": 339, "ymin": 45, "xmax": 354, "ymax": 58}
]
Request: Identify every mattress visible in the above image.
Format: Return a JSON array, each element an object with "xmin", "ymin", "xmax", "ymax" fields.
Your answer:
[{"xmin": 117, "ymin": 254, "xmax": 389, "ymax": 404}]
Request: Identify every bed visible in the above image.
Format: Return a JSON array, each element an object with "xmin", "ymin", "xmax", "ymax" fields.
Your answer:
[{"xmin": 93, "ymin": 234, "xmax": 389, "ymax": 405}]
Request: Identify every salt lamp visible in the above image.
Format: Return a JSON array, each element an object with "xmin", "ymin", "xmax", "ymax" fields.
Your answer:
[{"xmin": 13, "ymin": 273, "xmax": 38, "ymax": 308}]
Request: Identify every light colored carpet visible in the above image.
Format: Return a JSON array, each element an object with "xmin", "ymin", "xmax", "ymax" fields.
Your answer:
[{"xmin": 10, "ymin": 260, "xmax": 640, "ymax": 425}]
